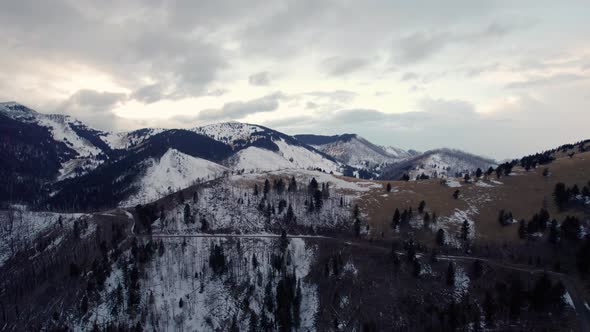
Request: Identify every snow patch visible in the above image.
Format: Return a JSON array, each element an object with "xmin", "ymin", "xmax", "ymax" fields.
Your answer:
[
  {"xmin": 563, "ymin": 292, "xmax": 575, "ymax": 309},
  {"xmin": 445, "ymin": 179, "xmax": 462, "ymax": 188}
]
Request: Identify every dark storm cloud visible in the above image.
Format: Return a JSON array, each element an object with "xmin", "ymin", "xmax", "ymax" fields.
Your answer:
[
  {"xmin": 0, "ymin": 0, "xmax": 535, "ymax": 105},
  {"xmin": 321, "ymin": 56, "xmax": 370, "ymax": 76},
  {"xmin": 131, "ymin": 84, "xmax": 167, "ymax": 104},
  {"xmin": 391, "ymin": 22, "xmax": 531, "ymax": 65},
  {"xmin": 393, "ymin": 32, "xmax": 450, "ymax": 64},
  {"xmin": 0, "ymin": 0, "xmax": 229, "ymax": 103},
  {"xmin": 198, "ymin": 92, "xmax": 285, "ymax": 121},
  {"xmin": 248, "ymin": 72, "xmax": 271, "ymax": 86}
]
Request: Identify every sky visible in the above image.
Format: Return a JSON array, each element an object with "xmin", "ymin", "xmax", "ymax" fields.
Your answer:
[{"xmin": 1, "ymin": 0, "xmax": 589, "ymax": 160}]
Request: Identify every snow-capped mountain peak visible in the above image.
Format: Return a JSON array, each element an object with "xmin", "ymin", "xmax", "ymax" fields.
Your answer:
[
  {"xmin": 121, "ymin": 148, "xmax": 229, "ymax": 207},
  {"xmin": 190, "ymin": 122, "xmax": 267, "ymax": 147}
]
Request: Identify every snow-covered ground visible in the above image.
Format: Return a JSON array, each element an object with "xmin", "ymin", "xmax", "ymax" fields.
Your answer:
[
  {"xmin": 100, "ymin": 128, "xmax": 165, "ymax": 150},
  {"xmin": 157, "ymin": 171, "xmax": 359, "ymax": 234},
  {"xmin": 191, "ymin": 122, "xmax": 263, "ymax": 146},
  {"xmin": 0, "ymin": 209, "xmax": 87, "ymax": 267},
  {"xmin": 121, "ymin": 149, "xmax": 229, "ymax": 207},
  {"xmin": 231, "ymin": 147, "xmax": 295, "ymax": 172},
  {"xmin": 407, "ymin": 151, "xmax": 495, "ymax": 180},
  {"xmin": 235, "ymin": 169, "xmax": 382, "ymax": 196},
  {"xmin": 57, "ymin": 157, "xmax": 105, "ymax": 181},
  {"xmin": 453, "ymin": 266, "xmax": 470, "ymax": 301},
  {"xmin": 81, "ymin": 236, "xmax": 319, "ymax": 331},
  {"xmin": 229, "ymin": 140, "xmax": 342, "ymax": 174},
  {"xmin": 274, "ymin": 139, "xmax": 341, "ymax": 174},
  {"xmin": 445, "ymin": 178, "xmax": 462, "ymax": 188}
]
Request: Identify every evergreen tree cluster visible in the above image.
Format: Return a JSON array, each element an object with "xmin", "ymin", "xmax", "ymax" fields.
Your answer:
[
  {"xmin": 391, "ymin": 207, "xmax": 417, "ymax": 229},
  {"xmin": 209, "ymin": 243, "xmax": 227, "ymax": 275},
  {"xmin": 554, "ymin": 181, "xmax": 590, "ymax": 210},
  {"xmin": 479, "ymin": 273, "xmax": 566, "ymax": 328},
  {"xmin": 520, "ymin": 151, "xmax": 555, "ymax": 170},
  {"xmin": 134, "ymin": 203, "xmax": 159, "ymax": 234},
  {"xmin": 517, "ymin": 208, "xmax": 551, "ymax": 238},
  {"xmin": 497, "ymin": 209, "xmax": 514, "ymax": 226}
]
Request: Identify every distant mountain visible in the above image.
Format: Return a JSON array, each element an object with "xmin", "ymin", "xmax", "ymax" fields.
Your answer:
[
  {"xmin": 0, "ymin": 102, "xmax": 343, "ymax": 210},
  {"xmin": 192, "ymin": 123, "xmax": 342, "ymax": 174},
  {"xmin": 0, "ymin": 102, "xmax": 116, "ymax": 205},
  {"xmin": 378, "ymin": 148, "xmax": 497, "ymax": 180},
  {"xmin": 295, "ymin": 133, "xmax": 415, "ymax": 177},
  {"xmin": 0, "ymin": 101, "xmax": 500, "ymax": 209}
]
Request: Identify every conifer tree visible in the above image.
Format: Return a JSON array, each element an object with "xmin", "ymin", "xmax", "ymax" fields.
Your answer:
[
  {"xmin": 183, "ymin": 204, "xmax": 192, "ymax": 224},
  {"xmin": 483, "ymin": 291, "xmax": 496, "ymax": 326},
  {"xmin": 413, "ymin": 259, "xmax": 421, "ymax": 278},
  {"xmin": 249, "ymin": 312, "xmax": 259, "ymax": 332},
  {"xmin": 549, "ymin": 219, "xmax": 560, "ymax": 244},
  {"xmin": 308, "ymin": 178, "xmax": 319, "ymax": 194},
  {"xmin": 288, "ymin": 176, "xmax": 297, "ymax": 192},
  {"xmin": 423, "ymin": 212, "xmax": 431, "ymax": 229},
  {"xmin": 392, "ymin": 208, "xmax": 401, "ymax": 229},
  {"xmin": 518, "ymin": 219, "xmax": 527, "ymax": 239},
  {"xmin": 418, "ymin": 200, "xmax": 426, "ymax": 213},
  {"xmin": 554, "ymin": 182, "xmax": 570, "ymax": 210},
  {"xmin": 446, "ymin": 262, "xmax": 456, "ymax": 286},
  {"xmin": 436, "ymin": 228, "xmax": 445, "ymax": 246},
  {"xmin": 263, "ymin": 179, "xmax": 270, "ymax": 196},
  {"xmin": 486, "ymin": 167, "xmax": 494, "ymax": 176},
  {"xmin": 461, "ymin": 219, "xmax": 469, "ymax": 241}
]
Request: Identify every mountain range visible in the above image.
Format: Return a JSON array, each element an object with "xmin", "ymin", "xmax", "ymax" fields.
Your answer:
[{"xmin": 0, "ymin": 101, "xmax": 496, "ymax": 210}]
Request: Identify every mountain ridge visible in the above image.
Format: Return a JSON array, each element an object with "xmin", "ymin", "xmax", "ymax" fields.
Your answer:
[{"xmin": 1, "ymin": 101, "xmax": 497, "ymax": 209}]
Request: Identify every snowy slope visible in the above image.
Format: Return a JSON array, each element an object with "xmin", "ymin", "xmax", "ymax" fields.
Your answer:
[
  {"xmin": 78, "ymin": 236, "xmax": 319, "ymax": 331},
  {"xmin": 296, "ymin": 133, "xmax": 411, "ymax": 170},
  {"xmin": 100, "ymin": 128, "xmax": 165, "ymax": 150},
  {"xmin": 0, "ymin": 102, "xmax": 110, "ymax": 180},
  {"xmin": 274, "ymin": 139, "xmax": 341, "ymax": 173},
  {"xmin": 229, "ymin": 139, "xmax": 341, "ymax": 174},
  {"xmin": 407, "ymin": 150, "xmax": 495, "ymax": 179},
  {"xmin": 1, "ymin": 102, "xmax": 102, "ymax": 158},
  {"xmin": 191, "ymin": 122, "xmax": 264, "ymax": 147},
  {"xmin": 0, "ymin": 209, "xmax": 88, "ymax": 267},
  {"xmin": 121, "ymin": 149, "xmax": 229, "ymax": 207},
  {"xmin": 191, "ymin": 123, "xmax": 343, "ymax": 174},
  {"xmin": 231, "ymin": 147, "xmax": 295, "ymax": 171},
  {"xmin": 379, "ymin": 148, "xmax": 497, "ymax": 180},
  {"xmin": 381, "ymin": 145, "xmax": 416, "ymax": 159}
]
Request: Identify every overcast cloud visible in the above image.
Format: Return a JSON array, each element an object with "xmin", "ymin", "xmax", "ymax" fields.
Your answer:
[{"xmin": 1, "ymin": 0, "xmax": 589, "ymax": 159}]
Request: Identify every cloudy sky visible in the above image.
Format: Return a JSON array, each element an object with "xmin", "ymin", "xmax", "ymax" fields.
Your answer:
[{"xmin": 1, "ymin": 0, "xmax": 589, "ymax": 159}]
